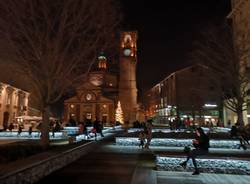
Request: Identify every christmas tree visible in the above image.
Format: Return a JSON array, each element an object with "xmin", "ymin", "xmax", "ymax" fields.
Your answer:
[{"xmin": 115, "ymin": 101, "xmax": 124, "ymax": 124}]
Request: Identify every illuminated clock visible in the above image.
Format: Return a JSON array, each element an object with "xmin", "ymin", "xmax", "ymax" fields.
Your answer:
[
  {"xmin": 123, "ymin": 48, "xmax": 132, "ymax": 56},
  {"xmin": 86, "ymin": 94, "xmax": 92, "ymax": 101}
]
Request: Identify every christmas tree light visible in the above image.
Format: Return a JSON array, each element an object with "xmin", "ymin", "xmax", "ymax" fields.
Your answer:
[{"xmin": 115, "ymin": 101, "xmax": 124, "ymax": 124}]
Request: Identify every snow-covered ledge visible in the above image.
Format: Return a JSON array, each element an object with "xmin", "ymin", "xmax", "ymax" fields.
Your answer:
[
  {"xmin": 156, "ymin": 156, "xmax": 250, "ymax": 175},
  {"xmin": 115, "ymin": 137, "xmax": 240, "ymax": 149}
]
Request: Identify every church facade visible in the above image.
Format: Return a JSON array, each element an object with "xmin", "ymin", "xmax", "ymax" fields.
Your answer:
[{"xmin": 64, "ymin": 31, "xmax": 139, "ymax": 125}]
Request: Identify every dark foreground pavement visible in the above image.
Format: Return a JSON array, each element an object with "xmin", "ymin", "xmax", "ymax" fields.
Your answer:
[
  {"xmin": 35, "ymin": 140, "xmax": 250, "ymax": 184},
  {"xmin": 36, "ymin": 140, "xmax": 156, "ymax": 184}
]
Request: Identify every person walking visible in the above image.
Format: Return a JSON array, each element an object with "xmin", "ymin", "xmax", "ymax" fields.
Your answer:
[
  {"xmin": 8, "ymin": 123, "xmax": 14, "ymax": 132},
  {"xmin": 138, "ymin": 131, "xmax": 146, "ymax": 148},
  {"xmin": 78, "ymin": 122, "xmax": 84, "ymax": 135},
  {"xmin": 144, "ymin": 120, "xmax": 153, "ymax": 149},
  {"xmin": 180, "ymin": 127, "xmax": 210, "ymax": 175},
  {"xmin": 18, "ymin": 124, "xmax": 23, "ymax": 136},
  {"xmin": 244, "ymin": 122, "xmax": 250, "ymax": 145},
  {"xmin": 83, "ymin": 122, "xmax": 90, "ymax": 139},
  {"xmin": 231, "ymin": 123, "xmax": 248, "ymax": 150},
  {"xmin": 99, "ymin": 120, "xmax": 104, "ymax": 137},
  {"xmin": 93, "ymin": 118, "xmax": 104, "ymax": 140},
  {"xmin": 227, "ymin": 120, "xmax": 232, "ymax": 128},
  {"xmin": 28, "ymin": 126, "xmax": 32, "ymax": 137}
]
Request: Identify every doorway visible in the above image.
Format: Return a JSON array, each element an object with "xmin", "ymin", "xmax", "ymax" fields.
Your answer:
[
  {"xmin": 102, "ymin": 114, "xmax": 108, "ymax": 125},
  {"xmin": 3, "ymin": 111, "xmax": 9, "ymax": 130}
]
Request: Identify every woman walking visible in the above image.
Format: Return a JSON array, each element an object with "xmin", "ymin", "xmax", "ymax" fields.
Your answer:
[{"xmin": 180, "ymin": 127, "xmax": 210, "ymax": 175}]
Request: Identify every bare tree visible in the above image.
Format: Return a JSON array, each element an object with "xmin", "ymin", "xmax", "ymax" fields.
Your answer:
[
  {"xmin": 0, "ymin": 0, "xmax": 121, "ymax": 147},
  {"xmin": 191, "ymin": 22, "xmax": 250, "ymax": 125}
]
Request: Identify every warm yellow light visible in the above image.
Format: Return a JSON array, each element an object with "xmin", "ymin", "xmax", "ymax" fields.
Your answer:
[
  {"xmin": 115, "ymin": 101, "xmax": 124, "ymax": 124},
  {"xmin": 98, "ymin": 60, "xmax": 107, "ymax": 69}
]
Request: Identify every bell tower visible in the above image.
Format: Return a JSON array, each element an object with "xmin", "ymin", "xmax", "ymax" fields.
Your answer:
[{"xmin": 119, "ymin": 31, "xmax": 138, "ymax": 123}]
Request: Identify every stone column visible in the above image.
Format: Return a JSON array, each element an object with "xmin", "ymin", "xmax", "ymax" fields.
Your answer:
[
  {"xmin": 106, "ymin": 103, "xmax": 110, "ymax": 124},
  {"xmin": 6, "ymin": 86, "xmax": 14, "ymax": 124},
  {"xmin": 12, "ymin": 90, "xmax": 19, "ymax": 122},
  {"xmin": 76, "ymin": 104, "xmax": 80, "ymax": 123},
  {"xmin": 63, "ymin": 104, "xmax": 69, "ymax": 122},
  {"xmin": 80, "ymin": 104, "xmax": 83, "ymax": 122},
  {"xmin": 0, "ymin": 83, "xmax": 4, "ymax": 128},
  {"xmin": 243, "ymin": 110, "xmax": 248, "ymax": 125},
  {"xmin": 23, "ymin": 92, "xmax": 29, "ymax": 116}
]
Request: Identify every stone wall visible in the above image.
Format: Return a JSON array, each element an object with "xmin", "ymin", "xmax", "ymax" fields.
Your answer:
[{"xmin": 0, "ymin": 141, "xmax": 97, "ymax": 184}]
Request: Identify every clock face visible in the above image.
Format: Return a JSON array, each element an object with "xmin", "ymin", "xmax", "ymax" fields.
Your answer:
[
  {"xmin": 86, "ymin": 94, "xmax": 92, "ymax": 101},
  {"xmin": 123, "ymin": 48, "xmax": 132, "ymax": 56}
]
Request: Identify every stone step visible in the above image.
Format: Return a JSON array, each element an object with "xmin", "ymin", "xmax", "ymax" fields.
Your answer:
[
  {"xmin": 107, "ymin": 144, "xmax": 250, "ymax": 158},
  {"xmin": 116, "ymin": 137, "xmax": 245, "ymax": 149},
  {"xmin": 156, "ymin": 156, "xmax": 250, "ymax": 175}
]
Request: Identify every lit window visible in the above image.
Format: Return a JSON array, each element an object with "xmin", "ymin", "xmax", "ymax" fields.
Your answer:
[
  {"xmin": 124, "ymin": 34, "xmax": 132, "ymax": 45},
  {"xmin": 86, "ymin": 113, "xmax": 92, "ymax": 119},
  {"xmin": 7, "ymin": 93, "xmax": 11, "ymax": 105}
]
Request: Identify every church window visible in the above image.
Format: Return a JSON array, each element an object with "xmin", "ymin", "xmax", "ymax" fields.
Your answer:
[
  {"xmin": 6, "ymin": 92, "xmax": 11, "ymax": 105},
  {"xmin": 98, "ymin": 60, "xmax": 107, "ymax": 69},
  {"xmin": 86, "ymin": 113, "xmax": 92, "ymax": 119},
  {"xmin": 124, "ymin": 34, "xmax": 132, "ymax": 44}
]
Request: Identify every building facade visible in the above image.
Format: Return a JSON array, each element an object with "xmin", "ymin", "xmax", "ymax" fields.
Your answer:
[
  {"xmin": 0, "ymin": 82, "xmax": 29, "ymax": 129},
  {"xmin": 228, "ymin": 0, "xmax": 250, "ymax": 57},
  {"xmin": 226, "ymin": 0, "xmax": 250, "ymax": 125},
  {"xmin": 64, "ymin": 54, "xmax": 117, "ymax": 125},
  {"xmin": 64, "ymin": 31, "xmax": 139, "ymax": 125},
  {"xmin": 144, "ymin": 65, "xmax": 221, "ymax": 125}
]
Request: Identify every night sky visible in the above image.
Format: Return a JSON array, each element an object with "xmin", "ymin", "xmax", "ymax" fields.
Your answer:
[{"xmin": 120, "ymin": 0, "xmax": 231, "ymax": 93}]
